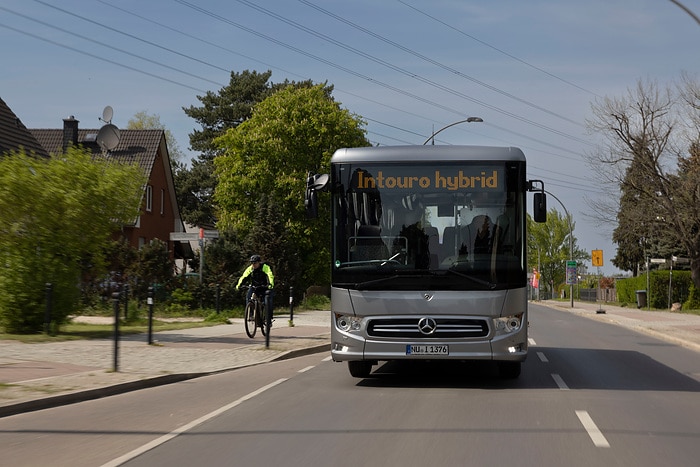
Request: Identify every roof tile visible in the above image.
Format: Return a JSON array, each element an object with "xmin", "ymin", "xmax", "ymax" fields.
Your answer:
[{"xmin": 0, "ymin": 97, "xmax": 50, "ymax": 158}]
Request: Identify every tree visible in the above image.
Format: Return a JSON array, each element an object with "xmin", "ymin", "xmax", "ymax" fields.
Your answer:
[
  {"xmin": 184, "ymin": 70, "xmax": 279, "ymax": 162},
  {"xmin": 196, "ymin": 232, "xmax": 247, "ymax": 309},
  {"xmin": 172, "ymin": 157, "xmax": 219, "ymax": 227},
  {"xmin": 527, "ymin": 209, "xmax": 589, "ymax": 298},
  {"xmin": 611, "ymin": 157, "xmax": 662, "ymax": 275},
  {"xmin": 178, "ymin": 70, "xmax": 321, "ymax": 227},
  {"xmin": 587, "ymin": 77, "xmax": 700, "ymax": 289},
  {"xmin": 242, "ymin": 194, "xmax": 303, "ymax": 304},
  {"xmin": 127, "ymin": 111, "xmax": 186, "ymax": 163},
  {"xmin": 214, "ymin": 83, "xmax": 369, "ymax": 291},
  {"xmin": 127, "ymin": 238, "xmax": 173, "ymax": 302},
  {"xmin": 178, "ymin": 70, "xmax": 279, "ymax": 227},
  {"xmin": 0, "ymin": 148, "xmax": 145, "ymax": 333}
]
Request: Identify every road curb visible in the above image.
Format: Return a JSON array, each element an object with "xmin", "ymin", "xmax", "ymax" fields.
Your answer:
[
  {"xmin": 0, "ymin": 344, "xmax": 330, "ymax": 419},
  {"xmin": 538, "ymin": 301, "xmax": 700, "ymax": 354}
]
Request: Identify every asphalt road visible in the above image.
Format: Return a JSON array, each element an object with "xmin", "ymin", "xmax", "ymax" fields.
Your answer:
[{"xmin": 1, "ymin": 303, "xmax": 699, "ymax": 467}]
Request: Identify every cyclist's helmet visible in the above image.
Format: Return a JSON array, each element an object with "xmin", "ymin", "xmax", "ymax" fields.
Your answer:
[{"xmin": 250, "ymin": 254, "xmax": 262, "ymax": 263}]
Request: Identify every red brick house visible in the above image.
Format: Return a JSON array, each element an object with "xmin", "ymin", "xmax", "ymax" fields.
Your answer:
[{"xmin": 31, "ymin": 116, "xmax": 192, "ymax": 264}]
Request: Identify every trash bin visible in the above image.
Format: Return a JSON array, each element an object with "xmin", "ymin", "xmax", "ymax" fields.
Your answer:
[{"xmin": 635, "ymin": 290, "xmax": 647, "ymax": 309}]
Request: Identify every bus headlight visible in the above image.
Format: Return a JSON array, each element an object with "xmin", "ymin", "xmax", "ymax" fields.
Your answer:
[
  {"xmin": 336, "ymin": 314, "xmax": 362, "ymax": 332},
  {"xmin": 494, "ymin": 314, "xmax": 523, "ymax": 334}
]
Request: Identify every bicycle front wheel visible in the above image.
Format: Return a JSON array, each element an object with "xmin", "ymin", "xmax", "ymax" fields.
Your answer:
[{"xmin": 244, "ymin": 300, "xmax": 257, "ymax": 338}]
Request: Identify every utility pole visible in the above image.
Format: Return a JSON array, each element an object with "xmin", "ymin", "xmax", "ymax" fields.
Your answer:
[{"xmin": 545, "ymin": 190, "xmax": 574, "ymax": 308}]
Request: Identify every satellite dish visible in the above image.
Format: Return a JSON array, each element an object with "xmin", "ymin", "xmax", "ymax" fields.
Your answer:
[
  {"xmin": 101, "ymin": 106, "xmax": 113, "ymax": 124},
  {"xmin": 96, "ymin": 123, "xmax": 120, "ymax": 152}
]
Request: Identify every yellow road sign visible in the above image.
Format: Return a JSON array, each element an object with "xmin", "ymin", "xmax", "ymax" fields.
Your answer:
[{"xmin": 592, "ymin": 249, "xmax": 603, "ymax": 267}]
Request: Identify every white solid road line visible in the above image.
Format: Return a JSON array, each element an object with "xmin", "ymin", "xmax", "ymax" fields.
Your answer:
[
  {"xmin": 100, "ymin": 378, "xmax": 289, "ymax": 467},
  {"xmin": 576, "ymin": 410, "xmax": 611, "ymax": 448},
  {"xmin": 298, "ymin": 366, "xmax": 315, "ymax": 373}
]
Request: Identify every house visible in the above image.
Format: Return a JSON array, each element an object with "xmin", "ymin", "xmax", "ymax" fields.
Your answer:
[
  {"xmin": 31, "ymin": 116, "xmax": 193, "ymax": 265},
  {"xmin": 0, "ymin": 97, "xmax": 49, "ymax": 159}
]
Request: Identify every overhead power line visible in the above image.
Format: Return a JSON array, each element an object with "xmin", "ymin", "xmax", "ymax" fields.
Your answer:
[
  {"xmin": 298, "ymin": 0, "xmax": 584, "ymax": 127},
  {"xmin": 228, "ymin": 0, "xmax": 592, "ymax": 146},
  {"xmin": 397, "ymin": 0, "xmax": 602, "ymax": 98},
  {"xmin": 32, "ymin": 0, "xmax": 231, "ymax": 74},
  {"xmin": 1, "ymin": 5, "xmax": 225, "ymax": 88},
  {"xmin": 10, "ymin": 0, "xmax": 583, "ymax": 160},
  {"xmin": 13, "ymin": 0, "xmax": 600, "ymax": 185},
  {"xmin": 0, "ymin": 22, "xmax": 207, "ymax": 94}
]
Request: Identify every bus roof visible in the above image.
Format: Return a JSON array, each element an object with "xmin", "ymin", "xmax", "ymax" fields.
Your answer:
[{"xmin": 331, "ymin": 145, "xmax": 526, "ymax": 164}]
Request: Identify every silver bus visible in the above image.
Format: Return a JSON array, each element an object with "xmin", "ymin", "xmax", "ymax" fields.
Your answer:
[{"xmin": 306, "ymin": 145, "xmax": 547, "ymax": 378}]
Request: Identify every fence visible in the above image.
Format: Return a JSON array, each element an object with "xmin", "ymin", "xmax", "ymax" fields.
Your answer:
[{"xmin": 579, "ymin": 288, "xmax": 617, "ymax": 302}]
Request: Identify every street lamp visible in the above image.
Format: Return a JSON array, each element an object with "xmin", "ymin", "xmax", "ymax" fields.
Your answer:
[
  {"xmin": 544, "ymin": 190, "xmax": 574, "ymax": 308},
  {"xmin": 423, "ymin": 117, "xmax": 483, "ymax": 145}
]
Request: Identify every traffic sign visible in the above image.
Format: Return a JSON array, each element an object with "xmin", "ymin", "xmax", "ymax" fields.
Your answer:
[
  {"xmin": 566, "ymin": 260, "xmax": 577, "ymax": 285},
  {"xmin": 592, "ymin": 249, "xmax": 603, "ymax": 267},
  {"xmin": 170, "ymin": 230, "xmax": 219, "ymax": 242}
]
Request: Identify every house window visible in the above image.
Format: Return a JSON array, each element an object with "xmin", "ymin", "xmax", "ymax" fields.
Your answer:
[
  {"xmin": 160, "ymin": 188, "xmax": 165, "ymax": 215},
  {"xmin": 146, "ymin": 185, "xmax": 153, "ymax": 212}
]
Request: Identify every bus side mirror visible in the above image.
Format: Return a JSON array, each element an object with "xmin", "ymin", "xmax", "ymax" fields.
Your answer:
[
  {"xmin": 533, "ymin": 192, "xmax": 547, "ymax": 223},
  {"xmin": 305, "ymin": 173, "xmax": 329, "ymax": 219},
  {"xmin": 305, "ymin": 187, "xmax": 318, "ymax": 219}
]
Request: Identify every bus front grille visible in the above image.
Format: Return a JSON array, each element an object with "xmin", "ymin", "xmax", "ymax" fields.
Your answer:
[{"xmin": 367, "ymin": 318, "xmax": 489, "ymax": 339}]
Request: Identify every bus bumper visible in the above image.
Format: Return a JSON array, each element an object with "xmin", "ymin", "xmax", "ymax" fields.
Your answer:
[{"xmin": 331, "ymin": 326, "xmax": 527, "ymax": 362}]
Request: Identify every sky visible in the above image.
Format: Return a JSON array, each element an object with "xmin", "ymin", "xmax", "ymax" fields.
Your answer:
[{"xmin": 2, "ymin": 0, "xmax": 698, "ymax": 276}]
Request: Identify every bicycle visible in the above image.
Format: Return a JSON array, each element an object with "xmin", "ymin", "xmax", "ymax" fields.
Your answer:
[{"xmin": 244, "ymin": 285, "xmax": 271, "ymax": 339}]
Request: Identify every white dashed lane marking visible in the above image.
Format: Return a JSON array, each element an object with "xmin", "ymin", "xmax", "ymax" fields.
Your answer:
[
  {"xmin": 576, "ymin": 410, "xmax": 611, "ymax": 448},
  {"xmin": 551, "ymin": 373, "xmax": 569, "ymax": 390}
]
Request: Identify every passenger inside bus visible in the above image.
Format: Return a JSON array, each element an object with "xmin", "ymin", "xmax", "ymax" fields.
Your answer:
[{"xmin": 392, "ymin": 195, "xmax": 430, "ymax": 269}]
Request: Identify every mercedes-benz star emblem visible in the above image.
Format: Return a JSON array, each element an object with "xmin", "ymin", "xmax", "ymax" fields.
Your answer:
[{"xmin": 417, "ymin": 317, "xmax": 437, "ymax": 335}]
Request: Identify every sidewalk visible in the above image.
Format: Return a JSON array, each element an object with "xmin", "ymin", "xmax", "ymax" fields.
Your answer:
[
  {"xmin": 536, "ymin": 299, "xmax": 700, "ymax": 353},
  {"xmin": 0, "ymin": 309, "xmax": 331, "ymax": 418}
]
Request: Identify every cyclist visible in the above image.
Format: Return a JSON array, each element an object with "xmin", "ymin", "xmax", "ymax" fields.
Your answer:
[{"xmin": 236, "ymin": 254, "xmax": 275, "ymax": 324}]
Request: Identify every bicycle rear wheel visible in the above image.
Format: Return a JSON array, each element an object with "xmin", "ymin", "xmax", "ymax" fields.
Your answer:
[{"xmin": 244, "ymin": 300, "xmax": 257, "ymax": 338}]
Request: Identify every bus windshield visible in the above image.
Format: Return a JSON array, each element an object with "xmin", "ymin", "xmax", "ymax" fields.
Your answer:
[{"xmin": 331, "ymin": 161, "xmax": 526, "ymax": 290}]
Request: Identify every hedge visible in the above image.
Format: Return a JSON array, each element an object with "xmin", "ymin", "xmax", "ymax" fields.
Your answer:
[{"xmin": 616, "ymin": 271, "xmax": 694, "ymax": 309}]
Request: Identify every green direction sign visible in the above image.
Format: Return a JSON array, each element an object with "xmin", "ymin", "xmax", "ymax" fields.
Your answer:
[{"xmin": 566, "ymin": 260, "xmax": 577, "ymax": 285}]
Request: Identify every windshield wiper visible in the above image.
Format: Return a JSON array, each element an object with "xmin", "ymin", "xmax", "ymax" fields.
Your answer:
[
  {"xmin": 380, "ymin": 252, "xmax": 402, "ymax": 266},
  {"xmin": 440, "ymin": 269, "xmax": 497, "ymax": 289},
  {"xmin": 336, "ymin": 255, "xmax": 403, "ymax": 271},
  {"xmin": 355, "ymin": 274, "xmax": 423, "ymax": 290}
]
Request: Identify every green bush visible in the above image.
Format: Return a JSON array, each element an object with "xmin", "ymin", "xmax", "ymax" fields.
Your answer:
[
  {"xmin": 161, "ymin": 303, "xmax": 194, "ymax": 316},
  {"xmin": 0, "ymin": 254, "xmax": 80, "ymax": 334},
  {"xmin": 685, "ymin": 284, "xmax": 700, "ymax": 311},
  {"xmin": 616, "ymin": 271, "xmax": 693, "ymax": 309},
  {"xmin": 302, "ymin": 294, "xmax": 331, "ymax": 310},
  {"xmin": 170, "ymin": 288, "xmax": 195, "ymax": 308}
]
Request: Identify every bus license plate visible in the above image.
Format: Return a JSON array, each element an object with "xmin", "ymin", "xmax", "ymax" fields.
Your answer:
[{"xmin": 406, "ymin": 344, "xmax": 449, "ymax": 355}]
